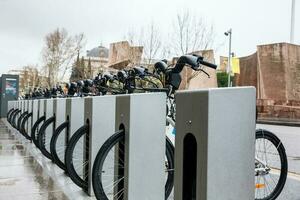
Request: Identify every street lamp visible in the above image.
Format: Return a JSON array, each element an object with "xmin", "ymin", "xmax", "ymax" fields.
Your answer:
[
  {"xmin": 225, "ymin": 28, "xmax": 232, "ymax": 87},
  {"xmin": 290, "ymin": 0, "xmax": 296, "ymax": 43}
]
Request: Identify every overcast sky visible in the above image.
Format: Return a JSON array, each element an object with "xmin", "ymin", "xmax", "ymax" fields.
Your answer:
[{"xmin": 0, "ymin": 0, "xmax": 299, "ymax": 74}]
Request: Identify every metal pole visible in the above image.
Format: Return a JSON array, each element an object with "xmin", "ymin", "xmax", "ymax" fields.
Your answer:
[
  {"xmin": 290, "ymin": 0, "xmax": 296, "ymax": 43},
  {"xmin": 227, "ymin": 29, "xmax": 232, "ymax": 87}
]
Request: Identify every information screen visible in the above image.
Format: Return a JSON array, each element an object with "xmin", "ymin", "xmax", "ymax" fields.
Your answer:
[{"xmin": 5, "ymin": 78, "xmax": 17, "ymax": 96}]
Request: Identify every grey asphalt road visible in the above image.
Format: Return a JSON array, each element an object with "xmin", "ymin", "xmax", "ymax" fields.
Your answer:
[{"xmin": 257, "ymin": 124, "xmax": 300, "ymax": 200}]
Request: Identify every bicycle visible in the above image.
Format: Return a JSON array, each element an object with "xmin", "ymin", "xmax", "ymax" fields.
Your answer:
[
  {"xmin": 59, "ymin": 68, "xmax": 176, "ymax": 192},
  {"xmin": 91, "ymin": 55, "xmax": 288, "ymax": 200},
  {"xmin": 6, "ymin": 54, "xmax": 288, "ymax": 200}
]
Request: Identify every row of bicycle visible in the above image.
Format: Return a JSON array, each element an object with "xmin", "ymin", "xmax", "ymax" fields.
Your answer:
[
  {"xmin": 6, "ymin": 54, "xmax": 288, "ymax": 200},
  {"xmin": 6, "ymin": 93, "xmax": 288, "ymax": 200},
  {"xmin": 6, "ymin": 94, "xmax": 173, "ymax": 200}
]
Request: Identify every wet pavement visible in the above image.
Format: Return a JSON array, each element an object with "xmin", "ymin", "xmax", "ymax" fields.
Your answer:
[
  {"xmin": 0, "ymin": 118, "xmax": 299, "ymax": 200},
  {"xmin": 0, "ymin": 120, "xmax": 69, "ymax": 200}
]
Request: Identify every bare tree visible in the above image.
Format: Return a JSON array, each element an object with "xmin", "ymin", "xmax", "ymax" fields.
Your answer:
[
  {"xmin": 124, "ymin": 29, "xmax": 139, "ymax": 46},
  {"xmin": 19, "ymin": 65, "xmax": 41, "ymax": 94},
  {"xmin": 140, "ymin": 22, "xmax": 162, "ymax": 64},
  {"xmin": 172, "ymin": 11, "xmax": 215, "ymax": 55},
  {"xmin": 120, "ymin": 30, "xmax": 143, "ymax": 66},
  {"xmin": 123, "ymin": 22, "xmax": 162, "ymax": 66},
  {"xmin": 171, "ymin": 11, "xmax": 215, "ymax": 89},
  {"xmin": 41, "ymin": 28, "xmax": 85, "ymax": 87}
]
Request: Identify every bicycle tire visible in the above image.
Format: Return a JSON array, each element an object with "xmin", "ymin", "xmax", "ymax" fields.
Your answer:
[
  {"xmin": 17, "ymin": 111, "xmax": 28, "ymax": 132},
  {"xmin": 8, "ymin": 109, "xmax": 17, "ymax": 124},
  {"xmin": 165, "ymin": 136, "xmax": 175, "ymax": 197},
  {"xmin": 50, "ymin": 121, "xmax": 69, "ymax": 171},
  {"xmin": 7, "ymin": 108, "xmax": 14, "ymax": 120},
  {"xmin": 255, "ymin": 129, "xmax": 288, "ymax": 200},
  {"xmin": 92, "ymin": 130, "xmax": 174, "ymax": 200},
  {"xmin": 65, "ymin": 125, "xmax": 89, "ymax": 190},
  {"xmin": 31, "ymin": 116, "xmax": 46, "ymax": 148},
  {"xmin": 20, "ymin": 112, "xmax": 32, "ymax": 140},
  {"xmin": 37, "ymin": 116, "xmax": 55, "ymax": 160},
  {"xmin": 12, "ymin": 109, "xmax": 21, "ymax": 128}
]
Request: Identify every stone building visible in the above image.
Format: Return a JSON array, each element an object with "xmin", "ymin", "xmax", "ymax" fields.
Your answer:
[
  {"xmin": 108, "ymin": 41, "xmax": 143, "ymax": 69},
  {"xmin": 83, "ymin": 46, "xmax": 111, "ymax": 78},
  {"xmin": 235, "ymin": 43, "xmax": 300, "ymax": 120},
  {"xmin": 81, "ymin": 42, "xmax": 144, "ymax": 78}
]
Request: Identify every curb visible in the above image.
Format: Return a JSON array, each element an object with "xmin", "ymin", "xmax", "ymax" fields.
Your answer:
[{"xmin": 257, "ymin": 119, "xmax": 300, "ymax": 127}]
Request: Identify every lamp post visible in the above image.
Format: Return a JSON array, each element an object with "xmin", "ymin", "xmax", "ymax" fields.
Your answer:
[
  {"xmin": 290, "ymin": 0, "xmax": 296, "ymax": 43},
  {"xmin": 225, "ymin": 29, "xmax": 232, "ymax": 87}
]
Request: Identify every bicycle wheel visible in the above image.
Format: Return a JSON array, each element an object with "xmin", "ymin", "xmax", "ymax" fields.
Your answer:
[
  {"xmin": 17, "ymin": 111, "xmax": 28, "ymax": 132},
  {"xmin": 8, "ymin": 109, "xmax": 17, "ymax": 124},
  {"xmin": 20, "ymin": 112, "xmax": 32, "ymax": 140},
  {"xmin": 31, "ymin": 116, "xmax": 46, "ymax": 148},
  {"xmin": 65, "ymin": 124, "xmax": 89, "ymax": 190},
  {"xmin": 50, "ymin": 121, "xmax": 69, "ymax": 171},
  {"xmin": 7, "ymin": 108, "xmax": 14, "ymax": 120},
  {"xmin": 92, "ymin": 130, "xmax": 174, "ymax": 200},
  {"xmin": 12, "ymin": 109, "xmax": 21, "ymax": 129},
  {"xmin": 37, "ymin": 116, "xmax": 55, "ymax": 160},
  {"xmin": 255, "ymin": 129, "xmax": 288, "ymax": 200}
]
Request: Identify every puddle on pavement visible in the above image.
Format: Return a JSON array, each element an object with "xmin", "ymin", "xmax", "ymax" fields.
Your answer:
[{"xmin": 0, "ymin": 120, "xmax": 69, "ymax": 200}]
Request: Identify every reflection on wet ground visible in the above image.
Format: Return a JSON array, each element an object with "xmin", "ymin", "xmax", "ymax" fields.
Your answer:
[{"xmin": 0, "ymin": 120, "xmax": 69, "ymax": 200}]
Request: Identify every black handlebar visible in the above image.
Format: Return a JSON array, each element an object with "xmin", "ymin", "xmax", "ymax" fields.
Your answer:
[
  {"xmin": 172, "ymin": 55, "xmax": 217, "ymax": 73},
  {"xmin": 172, "ymin": 55, "xmax": 198, "ymax": 73},
  {"xmin": 199, "ymin": 59, "xmax": 218, "ymax": 69}
]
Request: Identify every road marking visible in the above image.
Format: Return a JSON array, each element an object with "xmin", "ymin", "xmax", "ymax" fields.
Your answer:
[{"xmin": 287, "ymin": 171, "xmax": 300, "ymax": 181}]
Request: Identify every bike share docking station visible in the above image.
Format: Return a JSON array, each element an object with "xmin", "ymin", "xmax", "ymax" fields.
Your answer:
[
  {"xmin": 66, "ymin": 97, "xmax": 85, "ymax": 139},
  {"xmin": 53, "ymin": 99, "xmax": 66, "ymax": 130},
  {"xmin": 174, "ymin": 87, "xmax": 256, "ymax": 200},
  {"xmin": 32, "ymin": 100, "xmax": 39, "ymax": 133},
  {"xmin": 43, "ymin": 99, "xmax": 54, "ymax": 154},
  {"xmin": 11, "ymin": 99, "xmax": 23, "ymax": 137},
  {"xmin": 15, "ymin": 100, "xmax": 24, "ymax": 131},
  {"xmin": 24, "ymin": 99, "xmax": 32, "ymax": 135},
  {"xmin": 6, "ymin": 100, "xmax": 15, "ymax": 127},
  {"xmin": 15, "ymin": 100, "xmax": 23, "ymax": 127},
  {"xmin": 52, "ymin": 98, "xmax": 67, "ymax": 163},
  {"xmin": 38, "ymin": 99, "xmax": 45, "ymax": 121},
  {"xmin": 6, "ymin": 100, "xmax": 17, "ymax": 130},
  {"xmin": 84, "ymin": 95, "xmax": 116, "ymax": 196},
  {"xmin": 19, "ymin": 99, "xmax": 29, "ymax": 137},
  {"xmin": 11, "ymin": 100, "xmax": 19, "ymax": 129},
  {"xmin": 85, "ymin": 93, "xmax": 166, "ymax": 199},
  {"xmin": 65, "ymin": 97, "xmax": 85, "ymax": 177},
  {"xmin": 7, "ymin": 100, "xmax": 14, "ymax": 115}
]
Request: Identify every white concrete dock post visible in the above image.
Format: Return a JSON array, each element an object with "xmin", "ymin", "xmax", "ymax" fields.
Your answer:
[
  {"xmin": 84, "ymin": 96, "xmax": 116, "ymax": 196},
  {"xmin": 174, "ymin": 87, "xmax": 256, "ymax": 200},
  {"xmin": 53, "ymin": 98, "xmax": 67, "ymax": 163},
  {"xmin": 31, "ymin": 100, "xmax": 39, "ymax": 130},
  {"xmin": 115, "ymin": 93, "xmax": 166, "ymax": 200},
  {"xmin": 44, "ymin": 99, "xmax": 54, "ymax": 153},
  {"xmin": 66, "ymin": 97, "xmax": 85, "ymax": 139},
  {"xmin": 65, "ymin": 97, "xmax": 85, "ymax": 177}
]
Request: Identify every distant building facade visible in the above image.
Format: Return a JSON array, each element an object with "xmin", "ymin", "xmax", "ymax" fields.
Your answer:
[
  {"xmin": 234, "ymin": 43, "xmax": 300, "ymax": 120},
  {"xmin": 83, "ymin": 46, "xmax": 110, "ymax": 78},
  {"xmin": 78, "ymin": 42, "xmax": 144, "ymax": 80},
  {"xmin": 108, "ymin": 41, "xmax": 143, "ymax": 69}
]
